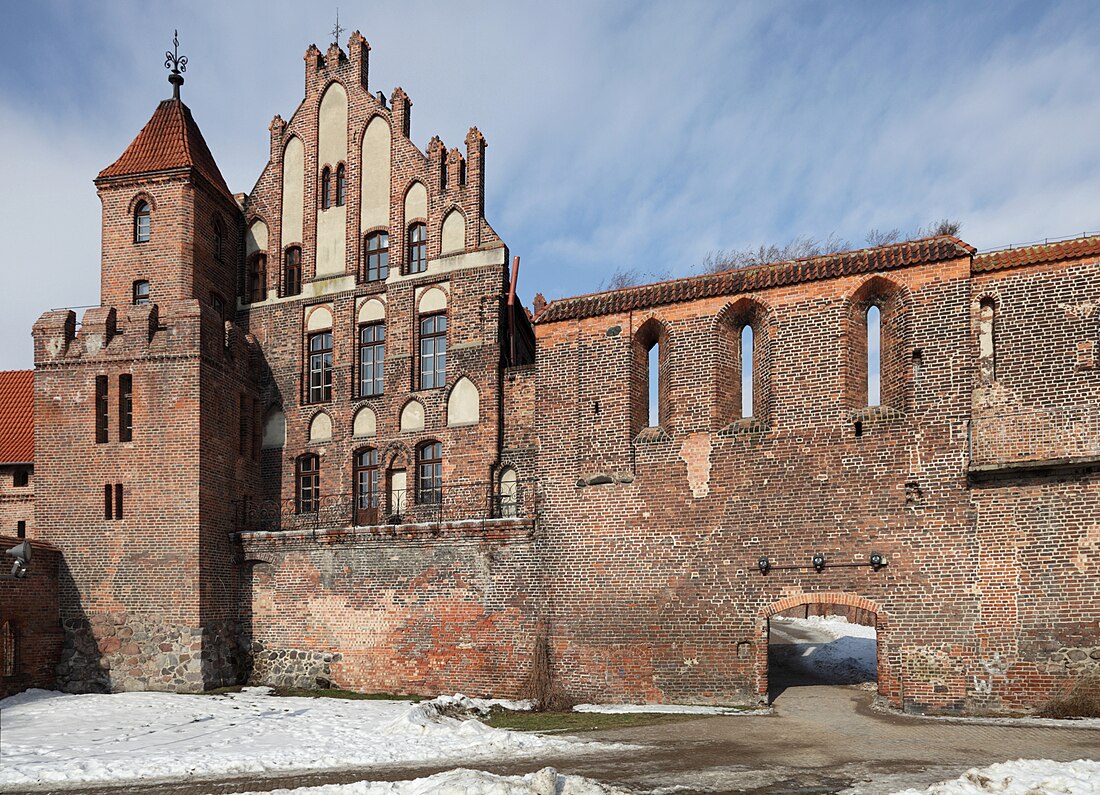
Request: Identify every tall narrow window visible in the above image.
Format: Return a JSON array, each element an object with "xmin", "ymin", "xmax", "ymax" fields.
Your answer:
[
  {"xmin": 213, "ymin": 219, "xmax": 224, "ymax": 261},
  {"xmin": 647, "ymin": 341, "xmax": 660, "ymax": 427},
  {"xmin": 284, "ymin": 247, "xmax": 302, "ymax": 296},
  {"xmin": 979, "ymin": 297, "xmax": 997, "ymax": 383},
  {"xmin": 132, "ymin": 280, "xmax": 150, "ymax": 305},
  {"xmin": 95, "ymin": 375, "xmax": 109, "ymax": 443},
  {"xmin": 16, "ymin": 521, "xmax": 25, "ymax": 539},
  {"xmin": 114, "ymin": 483, "xmax": 124, "ymax": 520},
  {"xmin": 321, "ymin": 166, "xmax": 332, "ymax": 210},
  {"xmin": 408, "ymin": 223, "xmax": 427, "ymax": 274},
  {"xmin": 118, "ymin": 374, "xmax": 133, "ymax": 442},
  {"xmin": 296, "ymin": 454, "xmax": 320, "ymax": 514},
  {"xmin": 417, "ymin": 441, "xmax": 442, "ymax": 505},
  {"xmin": 103, "ymin": 484, "xmax": 113, "ymax": 519},
  {"xmin": 353, "ymin": 448, "xmax": 380, "ymax": 525},
  {"xmin": 419, "ymin": 313, "xmax": 447, "ymax": 389},
  {"xmin": 336, "ymin": 163, "xmax": 346, "ymax": 206},
  {"xmin": 741, "ymin": 325, "xmax": 754, "ymax": 418},
  {"xmin": 308, "ymin": 331, "xmax": 333, "ymax": 403},
  {"xmin": 248, "ymin": 254, "xmax": 267, "ymax": 303},
  {"xmin": 867, "ymin": 305, "xmax": 881, "ymax": 407},
  {"xmin": 364, "ymin": 232, "xmax": 389, "ymax": 281},
  {"xmin": 134, "ymin": 200, "xmax": 151, "ymax": 243},
  {"xmin": 359, "ymin": 323, "xmax": 385, "ymax": 397}
]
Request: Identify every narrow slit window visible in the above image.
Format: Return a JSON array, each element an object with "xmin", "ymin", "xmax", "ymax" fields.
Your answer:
[
  {"xmin": 284, "ymin": 247, "xmax": 302, "ymax": 297},
  {"xmin": 118, "ymin": 374, "xmax": 133, "ymax": 442},
  {"xmin": 979, "ymin": 298, "xmax": 996, "ymax": 382},
  {"xmin": 104, "ymin": 484, "xmax": 113, "ymax": 519},
  {"xmin": 647, "ymin": 341, "xmax": 660, "ymax": 427},
  {"xmin": 336, "ymin": 164, "xmax": 346, "ymax": 206},
  {"xmin": 321, "ymin": 167, "xmax": 332, "ymax": 210},
  {"xmin": 249, "ymin": 254, "xmax": 267, "ymax": 303},
  {"xmin": 95, "ymin": 375, "xmax": 109, "ymax": 443},
  {"xmin": 741, "ymin": 324, "xmax": 754, "ymax": 418},
  {"xmin": 114, "ymin": 484, "xmax": 124, "ymax": 520},
  {"xmin": 867, "ymin": 305, "xmax": 881, "ymax": 407}
]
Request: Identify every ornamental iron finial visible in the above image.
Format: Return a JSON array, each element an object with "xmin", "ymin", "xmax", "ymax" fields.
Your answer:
[
  {"xmin": 331, "ymin": 9, "xmax": 344, "ymax": 45},
  {"xmin": 165, "ymin": 29, "xmax": 188, "ymax": 99}
]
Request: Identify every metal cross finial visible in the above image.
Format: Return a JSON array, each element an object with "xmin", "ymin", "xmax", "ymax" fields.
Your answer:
[
  {"xmin": 331, "ymin": 9, "xmax": 344, "ymax": 44},
  {"xmin": 165, "ymin": 29, "xmax": 188, "ymax": 100}
]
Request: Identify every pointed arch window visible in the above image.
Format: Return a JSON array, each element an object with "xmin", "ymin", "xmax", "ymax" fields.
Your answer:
[
  {"xmin": 364, "ymin": 231, "xmax": 389, "ymax": 281},
  {"xmin": 284, "ymin": 246, "xmax": 302, "ymax": 297},
  {"xmin": 213, "ymin": 219, "xmax": 224, "ymax": 261},
  {"xmin": 408, "ymin": 223, "xmax": 427, "ymax": 274},
  {"xmin": 134, "ymin": 200, "xmax": 151, "ymax": 243},
  {"xmin": 248, "ymin": 254, "xmax": 267, "ymax": 303},
  {"xmin": 867, "ymin": 305, "xmax": 882, "ymax": 407},
  {"xmin": 296, "ymin": 454, "xmax": 320, "ymax": 514},
  {"xmin": 335, "ymin": 163, "xmax": 346, "ymax": 206},
  {"xmin": 740, "ymin": 324, "xmax": 754, "ymax": 418},
  {"xmin": 353, "ymin": 447, "xmax": 380, "ymax": 526},
  {"xmin": 321, "ymin": 166, "xmax": 332, "ymax": 210},
  {"xmin": 417, "ymin": 441, "xmax": 442, "ymax": 506},
  {"xmin": 633, "ymin": 319, "xmax": 668, "ymax": 434}
]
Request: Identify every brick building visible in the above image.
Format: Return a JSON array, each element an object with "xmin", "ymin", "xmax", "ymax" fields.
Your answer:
[{"xmin": 3, "ymin": 32, "xmax": 1097, "ymax": 713}]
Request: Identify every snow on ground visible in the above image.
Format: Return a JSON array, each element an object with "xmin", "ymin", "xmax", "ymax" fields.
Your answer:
[
  {"xmin": 882, "ymin": 758, "xmax": 1100, "ymax": 795},
  {"xmin": 770, "ymin": 614, "xmax": 878, "ymax": 683},
  {"xmin": 573, "ymin": 703, "xmax": 766, "ymax": 715},
  {"xmin": 0, "ymin": 689, "xmax": 597, "ymax": 790},
  {"xmin": 230, "ymin": 766, "xmax": 630, "ymax": 795}
]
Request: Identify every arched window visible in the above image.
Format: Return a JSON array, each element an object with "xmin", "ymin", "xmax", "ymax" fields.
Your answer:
[
  {"xmin": 213, "ymin": 219, "xmax": 224, "ymax": 261},
  {"xmin": 353, "ymin": 447, "xmax": 379, "ymax": 526},
  {"xmin": 307, "ymin": 331, "xmax": 333, "ymax": 403},
  {"xmin": 359, "ymin": 322, "xmax": 385, "ymax": 397},
  {"xmin": 336, "ymin": 163, "xmax": 346, "ymax": 206},
  {"xmin": 132, "ymin": 280, "xmax": 150, "ymax": 305},
  {"xmin": 867, "ymin": 305, "xmax": 881, "ymax": 407},
  {"xmin": 284, "ymin": 246, "xmax": 302, "ymax": 296},
  {"xmin": 979, "ymin": 297, "xmax": 997, "ymax": 383},
  {"xmin": 499, "ymin": 467, "xmax": 518, "ymax": 518},
  {"xmin": 419, "ymin": 312, "xmax": 447, "ymax": 389},
  {"xmin": 363, "ymin": 231, "xmax": 389, "ymax": 281},
  {"xmin": 741, "ymin": 324, "xmax": 754, "ymax": 418},
  {"xmin": 321, "ymin": 166, "xmax": 332, "ymax": 210},
  {"xmin": 647, "ymin": 341, "xmax": 660, "ymax": 427},
  {"xmin": 633, "ymin": 319, "xmax": 668, "ymax": 434},
  {"xmin": 248, "ymin": 254, "xmax": 267, "ymax": 304},
  {"xmin": 133, "ymin": 200, "xmax": 151, "ymax": 243},
  {"xmin": 296, "ymin": 454, "xmax": 320, "ymax": 514},
  {"xmin": 408, "ymin": 223, "xmax": 427, "ymax": 273},
  {"xmin": 417, "ymin": 441, "xmax": 442, "ymax": 505}
]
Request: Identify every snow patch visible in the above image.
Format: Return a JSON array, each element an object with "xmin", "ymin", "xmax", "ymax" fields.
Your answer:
[{"xmin": 882, "ymin": 758, "xmax": 1100, "ymax": 795}]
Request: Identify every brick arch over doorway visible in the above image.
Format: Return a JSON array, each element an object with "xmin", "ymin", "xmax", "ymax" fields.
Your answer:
[{"xmin": 755, "ymin": 592, "xmax": 898, "ymax": 707}]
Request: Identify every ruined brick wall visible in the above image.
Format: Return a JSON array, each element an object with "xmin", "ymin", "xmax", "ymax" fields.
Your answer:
[
  {"xmin": 238, "ymin": 520, "xmax": 540, "ymax": 695},
  {"xmin": 0, "ymin": 537, "xmax": 62, "ymax": 697}
]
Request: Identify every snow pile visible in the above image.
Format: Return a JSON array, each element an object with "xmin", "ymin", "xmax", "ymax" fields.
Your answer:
[
  {"xmin": 574, "ymin": 703, "xmax": 764, "ymax": 715},
  {"xmin": 770, "ymin": 614, "xmax": 877, "ymax": 683},
  {"xmin": 0, "ymin": 689, "xmax": 582, "ymax": 789},
  {"xmin": 231, "ymin": 767, "xmax": 630, "ymax": 795},
  {"xmin": 885, "ymin": 758, "xmax": 1100, "ymax": 795}
]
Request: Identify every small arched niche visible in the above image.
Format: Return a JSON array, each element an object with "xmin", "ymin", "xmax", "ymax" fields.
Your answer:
[
  {"xmin": 261, "ymin": 406, "xmax": 286, "ymax": 449},
  {"xmin": 353, "ymin": 406, "xmax": 377, "ymax": 438},
  {"xmin": 404, "ymin": 181, "xmax": 428, "ymax": 222},
  {"xmin": 447, "ymin": 376, "xmax": 480, "ymax": 427},
  {"xmin": 246, "ymin": 219, "xmax": 269, "ymax": 258},
  {"xmin": 399, "ymin": 400, "xmax": 425, "ymax": 433},
  {"xmin": 441, "ymin": 209, "xmax": 466, "ymax": 255},
  {"xmin": 306, "ymin": 304, "xmax": 333, "ymax": 331},
  {"xmin": 309, "ymin": 411, "xmax": 333, "ymax": 443},
  {"xmin": 418, "ymin": 286, "xmax": 448, "ymax": 314},
  {"xmin": 357, "ymin": 298, "xmax": 385, "ymax": 324}
]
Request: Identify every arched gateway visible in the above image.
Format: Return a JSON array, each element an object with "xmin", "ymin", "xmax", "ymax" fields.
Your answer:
[{"xmin": 755, "ymin": 592, "xmax": 897, "ymax": 706}]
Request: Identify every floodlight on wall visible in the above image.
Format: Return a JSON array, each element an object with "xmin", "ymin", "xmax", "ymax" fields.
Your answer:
[
  {"xmin": 812, "ymin": 553, "xmax": 826, "ymax": 573},
  {"xmin": 4, "ymin": 540, "xmax": 31, "ymax": 579},
  {"xmin": 757, "ymin": 556, "xmax": 770, "ymax": 574},
  {"xmin": 870, "ymin": 552, "xmax": 886, "ymax": 571}
]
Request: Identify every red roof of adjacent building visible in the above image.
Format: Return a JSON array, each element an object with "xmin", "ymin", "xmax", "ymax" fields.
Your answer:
[
  {"xmin": 535, "ymin": 236, "xmax": 975, "ymax": 324},
  {"xmin": 973, "ymin": 234, "xmax": 1100, "ymax": 273},
  {"xmin": 0, "ymin": 370, "xmax": 34, "ymax": 465},
  {"xmin": 97, "ymin": 98, "xmax": 233, "ymax": 201}
]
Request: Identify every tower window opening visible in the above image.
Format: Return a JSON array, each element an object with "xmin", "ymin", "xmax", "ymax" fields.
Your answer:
[
  {"xmin": 647, "ymin": 341, "xmax": 660, "ymax": 427},
  {"xmin": 134, "ymin": 200, "xmax": 151, "ymax": 243},
  {"xmin": 741, "ymin": 324, "xmax": 754, "ymax": 418},
  {"xmin": 321, "ymin": 166, "xmax": 332, "ymax": 210},
  {"xmin": 336, "ymin": 163, "xmax": 346, "ymax": 206},
  {"xmin": 867, "ymin": 305, "xmax": 881, "ymax": 407}
]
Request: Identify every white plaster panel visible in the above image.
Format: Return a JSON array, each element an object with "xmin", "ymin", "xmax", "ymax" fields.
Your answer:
[
  {"xmin": 404, "ymin": 181, "xmax": 427, "ymax": 221},
  {"xmin": 358, "ymin": 298, "xmax": 385, "ymax": 324},
  {"xmin": 418, "ymin": 286, "xmax": 448, "ymax": 314},
  {"xmin": 309, "ymin": 411, "xmax": 333, "ymax": 442},
  {"xmin": 246, "ymin": 220, "xmax": 269, "ymax": 257},
  {"xmin": 400, "ymin": 401, "xmax": 425, "ymax": 432},
  {"xmin": 316, "ymin": 205, "xmax": 346, "ymax": 277},
  {"xmin": 441, "ymin": 209, "xmax": 466, "ymax": 255},
  {"xmin": 361, "ymin": 116, "xmax": 391, "ymax": 231},
  {"xmin": 318, "ymin": 83, "xmax": 348, "ymax": 167},
  {"xmin": 353, "ymin": 406, "xmax": 377, "ymax": 437},
  {"xmin": 306, "ymin": 304, "xmax": 333, "ymax": 331},
  {"xmin": 447, "ymin": 377, "xmax": 480, "ymax": 426},
  {"xmin": 281, "ymin": 137, "xmax": 304, "ymax": 245}
]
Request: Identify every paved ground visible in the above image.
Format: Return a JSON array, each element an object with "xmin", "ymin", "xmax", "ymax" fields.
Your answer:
[{"xmin": 15, "ymin": 626, "xmax": 1100, "ymax": 795}]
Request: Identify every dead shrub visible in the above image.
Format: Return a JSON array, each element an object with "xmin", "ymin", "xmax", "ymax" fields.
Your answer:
[
  {"xmin": 1038, "ymin": 673, "xmax": 1100, "ymax": 719},
  {"xmin": 524, "ymin": 629, "xmax": 575, "ymax": 712}
]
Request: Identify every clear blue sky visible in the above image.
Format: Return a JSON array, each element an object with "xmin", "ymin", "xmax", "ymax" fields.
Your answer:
[{"xmin": 2, "ymin": 1, "xmax": 1100, "ymax": 370}]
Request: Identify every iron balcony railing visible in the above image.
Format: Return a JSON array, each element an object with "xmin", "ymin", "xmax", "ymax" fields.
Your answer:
[
  {"xmin": 970, "ymin": 404, "xmax": 1100, "ymax": 468},
  {"xmin": 233, "ymin": 479, "xmax": 537, "ymax": 533}
]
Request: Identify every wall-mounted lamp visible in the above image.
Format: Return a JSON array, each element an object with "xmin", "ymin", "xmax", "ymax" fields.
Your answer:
[
  {"xmin": 812, "ymin": 553, "xmax": 826, "ymax": 572},
  {"xmin": 757, "ymin": 556, "xmax": 771, "ymax": 574},
  {"xmin": 4, "ymin": 540, "xmax": 31, "ymax": 579},
  {"xmin": 870, "ymin": 552, "xmax": 886, "ymax": 571}
]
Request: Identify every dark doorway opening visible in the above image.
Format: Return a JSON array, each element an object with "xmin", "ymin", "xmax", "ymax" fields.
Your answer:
[{"xmin": 767, "ymin": 603, "xmax": 877, "ymax": 702}]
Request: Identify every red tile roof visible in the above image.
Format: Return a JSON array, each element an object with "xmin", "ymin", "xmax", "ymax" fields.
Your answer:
[
  {"xmin": 97, "ymin": 99, "xmax": 233, "ymax": 201},
  {"xmin": 972, "ymin": 235, "xmax": 1100, "ymax": 273},
  {"xmin": 0, "ymin": 370, "xmax": 34, "ymax": 465},
  {"xmin": 535, "ymin": 236, "xmax": 975, "ymax": 324}
]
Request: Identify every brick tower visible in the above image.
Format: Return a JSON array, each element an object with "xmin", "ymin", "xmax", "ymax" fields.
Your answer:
[{"xmin": 31, "ymin": 58, "xmax": 259, "ymax": 693}]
